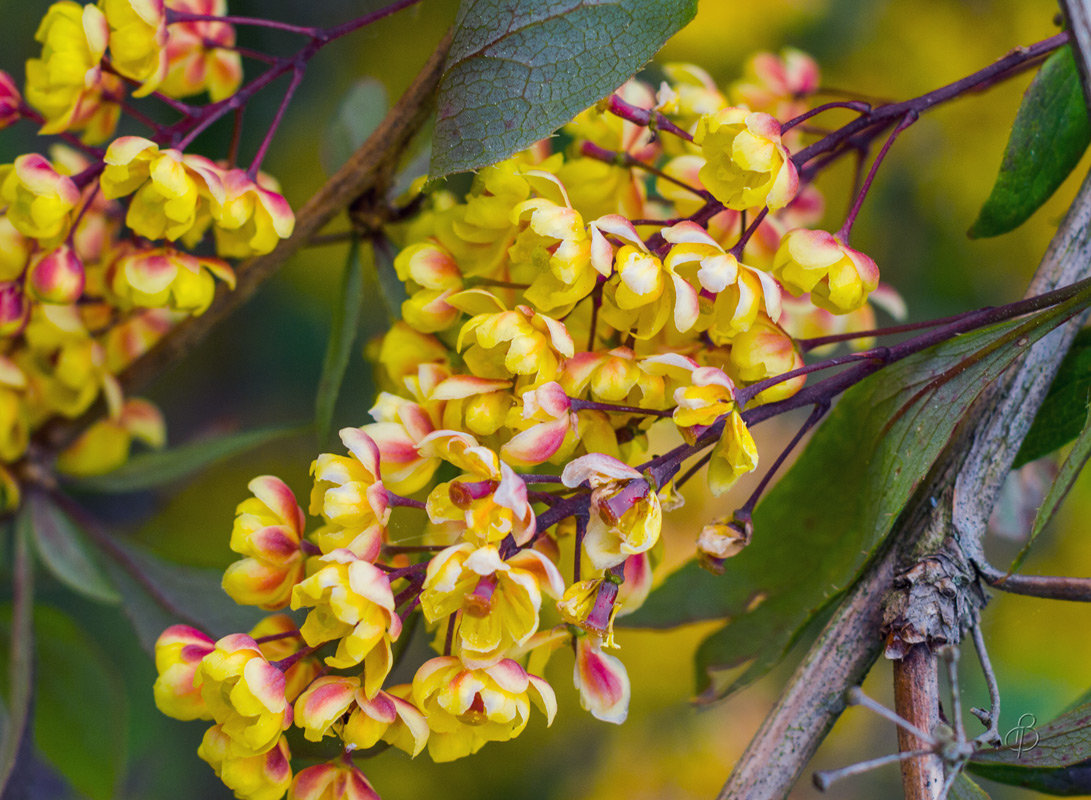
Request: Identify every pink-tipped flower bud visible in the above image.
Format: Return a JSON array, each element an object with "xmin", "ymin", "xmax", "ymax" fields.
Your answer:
[
  {"xmin": 0, "ymin": 283, "xmax": 29, "ymax": 337},
  {"xmin": 0, "ymin": 72, "xmax": 21, "ymax": 130},
  {"xmin": 27, "ymin": 245, "xmax": 85, "ymax": 304}
]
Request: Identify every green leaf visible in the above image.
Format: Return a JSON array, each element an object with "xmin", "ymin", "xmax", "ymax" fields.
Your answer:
[
  {"xmin": 969, "ymin": 45, "xmax": 1090, "ymax": 238},
  {"xmin": 627, "ymin": 304, "xmax": 1085, "ymax": 701},
  {"xmin": 62, "ymin": 424, "xmax": 302, "ymax": 493},
  {"xmin": 1007, "ymin": 402, "xmax": 1091, "ymax": 573},
  {"xmin": 316, "ymin": 238, "xmax": 365, "ymax": 441},
  {"xmin": 101, "ymin": 537, "xmax": 263, "ymax": 652},
  {"xmin": 33, "ymin": 607, "xmax": 127, "ymax": 800},
  {"xmin": 430, "ymin": 0, "xmax": 698, "ymax": 176},
  {"xmin": 321, "ymin": 78, "xmax": 388, "ymax": 175},
  {"xmin": 1015, "ymin": 327, "xmax": 1091, "ymax": 466},
  {"xmin": 950, "ymin": 773, "xmax": 993, "ymax": 800},
  {"xmin": 24, "ymin": 491, "xmax": 119, "ymax": 604},
  {"xmin": 969, "ymin": 695, "xmax": 1091, "ymax": 794},
  {"xmin": 0, "ymin": 520, "xmax": 33, "ymax": 796}
]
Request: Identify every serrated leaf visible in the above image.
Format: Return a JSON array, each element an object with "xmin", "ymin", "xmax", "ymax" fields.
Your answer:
[
  {"xmin": 0, "ymin": 520, "xmax": 33, "ymax": 796},
  {"xmin": 969, "ymin": 694, "xmax": 1091, "ymax": 794},
  {"xmin": 627, "ymin": 303, "xmax": 1085, "ymax": 701},
  {"xmin": 32, "ymin": 607, "xmax": 127, "ymax": 800},
  {"xmin": 430, "ymin": 0, "xmax": 698, "ymax": 176},
  {"xmin": 316, "ymin": 238, "xmax": 365, "ymax": 441},
  {"xmin": 24, "ymin": 491, "xmax": 119, "ymax": 604},
  {"xmin": 1015, "ymin": 327, "xmax": 1091, "ymax": 466},
  {"xmin": 101, "ymin": 537, "xmax": 263, "ymax": 652},
  {"xmin": 321, "ymin": 78, "xmax": 388, "ymax": 175},
  {"xmin": 62, "ymin": 424, "xmax": 302, "ymax": 493},
  {"xmin": 969, "ymin": 45, "xmax": 1090, "ymax": 238}
]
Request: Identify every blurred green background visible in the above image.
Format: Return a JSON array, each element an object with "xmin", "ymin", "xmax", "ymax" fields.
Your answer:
[{"xmin": 3, "ymin": 0, "xmax": 1091, "ymax": 798}]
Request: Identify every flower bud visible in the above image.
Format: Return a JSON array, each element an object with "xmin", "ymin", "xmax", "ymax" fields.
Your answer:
[{"xmin": 27, "ymin": 245, "xmax": 85, "ymax": 304}]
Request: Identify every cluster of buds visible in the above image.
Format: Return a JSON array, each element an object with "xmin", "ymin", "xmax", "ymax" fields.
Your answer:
[
  {"xmin": 152, "ymin": 46, "xmax": 907, "ymax": 800},
  {"xmin": 0, "ymin": 0, "xmax": 295, "ymax": 499}
]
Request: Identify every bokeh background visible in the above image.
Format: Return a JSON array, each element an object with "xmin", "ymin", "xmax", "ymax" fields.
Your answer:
[{"xmin": 2, "ymin": 0, "xmax": 1090, "ymax": 797}]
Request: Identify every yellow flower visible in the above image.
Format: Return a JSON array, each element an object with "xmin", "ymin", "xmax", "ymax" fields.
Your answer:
[
  {"xmin": 420, "ymin": 430, "xmax": 536, "ymax": 547},
  {"xmin": 561, "ymin": 454, "xmax": 662, "ymax": 570},
  {"xmin": 99, "ymin": 0, "xmax": 168, "ymax": 96},
  {"xmin": 25, "ymin": 1, "xmax": 121, "ymax": 142},
  {"xmin": 100, "ymin": 137, "xmax": 226, "ymax": 242},
  {"xmin": 108, "ymin": 245, "xmax": 234, "ymax": 314},
  {"xmin": 672, "ymin": 366, "xmax": 739, "ymax": 437},
  {"xmin": 210, "ymin": 169, "xmax": 295, "ymax": 257},
  {"xmin": 457, "ymin": 301, "xmax": 574, "ymax": 384},
  {"xmin": 309, "ymin": 427, "xmax": 390, "ymax": 531},
  {"xmin": 393, "ymin": 242, "xmax": 463, "ymax": 333},
  {"xmin": 420, "ymin": 543, "xmax": 564, "ymax": 667},
  {"xmin": 773, "ymin": 228, "xmax": 880, "ymax": 314},
  {"xmin": 55, "ymin": 397, "xmax": 165, "ymax": 477},
  {"xmin": 694, "ymin": 107, "xmax": 798, "ymax": 211},
  {"xmin": 152, "ymin": 624, "xmax": 215, "ymax": 721},
  {"xmin": 0, "ymin": 154, "xmax": 80, "ymax": 242},
  {"xmin": 727, "ymin": 316, "xmax": 805, "ymax": 404},
  {"xmin": 342, "ymin": 685, "xmax": 429, "ymax": 757},
  {"xmin": 290, "ymin": 550, "xmax": 401, "ymax": 687},
  {"xmin": 222, "ymin": 476, "xmax": 306, "ymax": 610},
  {"xmin": 193, "ymin": 634, "xmax": 293, "ymax": 756},
  {"xmin": 288, "ymin": 762, "xmax": 380, "ymax": 800},
  {"xmin": 160, "ymin": 0, "xmax": 242, "ymax": 101},
  {"xmin": 412, "ymin": 656, "xmax": 556, "ymax": 762},
  {"xmin": 198, "ymin": 727, "xmax": 292, "ymax": 800},
  {"xmin": 708, "ymin": 411, "xmax": 759, "ymax": 495},
  {"xmin": 249, "ymin": 615, "xmax": 319, "ymax": 703}
]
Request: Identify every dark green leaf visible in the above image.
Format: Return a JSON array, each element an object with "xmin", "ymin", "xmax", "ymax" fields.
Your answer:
[
  {"xmin": 1008, "ymin": 402, "xmax": 1091, "ymax": 572},
  {"xmin": 25, "ymin": 491, "xmax": 119, "ymax": 604},
  {"xmin": 1015, "ymin": 327, "xmax": 1091, "ymax": 466},
  {"xmin": 430, "ymin": 0, "xmax": 698, "ymax": 176},
  {"xmin": 321, "ymin": 78, "xmax": 388, "ymax": 175},
  {"xmin": 627, "ymin": 305, "xmax": 1084, "ymax": 700},
  {"xmin": 316, "ymin": 238, "xmax": 365, "ymax": 441},
  {"xmin": 62, "ymin": 425, "xmax": 302, "ymax": 493},
  {"xmin": 969, "ymin": 694, "xmax": 1091, "ymax": 794},
  {"xmin": 101, "ymin": 537, "xmax": 263, "ymax": 652},
  {"xmin": 969, "ymin": 45, "xmax": 1090, "ymax": 238},
  {"xmin": 950, "ymin": 773, "xmax": 992, "ymax": 800},
  {"xmin": 0, "ymin": 520, "xmax": 33, "ymax": 796},
  {"xmin": 33, "ymin": 607, "xmax": 127, "ymax": 800}
]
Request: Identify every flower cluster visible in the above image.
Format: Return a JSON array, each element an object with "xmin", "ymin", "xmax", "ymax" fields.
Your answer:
[
  {"xmin": 0, "ymin": 0, "xmax": 294, "ymax": 499},
  {"xmin": 153, "ymin": 47, "xmax": 904, "ymax": 800}
]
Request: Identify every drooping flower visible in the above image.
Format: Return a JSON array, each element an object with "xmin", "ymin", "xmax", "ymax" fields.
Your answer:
[
  {"xmin": 694, "ymin": 107, "xmax": 798, "ymax": 211},
  {"xmin": 561, "ymin": 454, "xmax": 662, "ymax": 570},
  {"xmin": 192, "ymin": 634, "xmax": 293, "ymax": 756},
  {"xmin": 209, "ymin": 169, "xmax": 295, "ymax": 257},
  {"xmin": 25, "ymin": 1, "xmax": 121, "ymax": 142},
  {"xmin": 419, "ymin": 543, "xmax": 564, "ymax": 667},
  {"xmin": 99, "ymin": 0, "xmax": 168, "ymax": 96},
  {"xmin": 412, "ymin": 656, "xmax": 556, "ymax": 762},
  {"xmin": 198, "ymin": 726, "xmax": 292, "ymax": 800},
  {"xmin": 772, "ymin": 228, "xmax": 879, "ymax": 314},
  {"xmin": 152, "ymin": 624, "xmax": 215, "ymax": 721},
  {"xmin": 288, "ymin": 762, "xmax": 380, "ymax": 800},
  {"xmin": 0, "ymin": 154, "xmax": 80, "ymax": 242},
  {"xmin": 100, "ymin": 137, "xmax": 225, "ymax": 242},
  {"xmin": 573, "ymin": 636, "xmax": 630, "ymax": 724},
  {"xmin": 420, "ymin": 430, "xmax": 536, "ymax": 547},
  {"xmin": 290, "ymin": 549, "xmax": 401, "ymax": 688},
  {"xmin": 160, "ymin": 0, "xmax": 242, "ymax": 101},
  {"xmin": 222, "ymin": 476, "xmax": 306, "ymax": 610}
]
